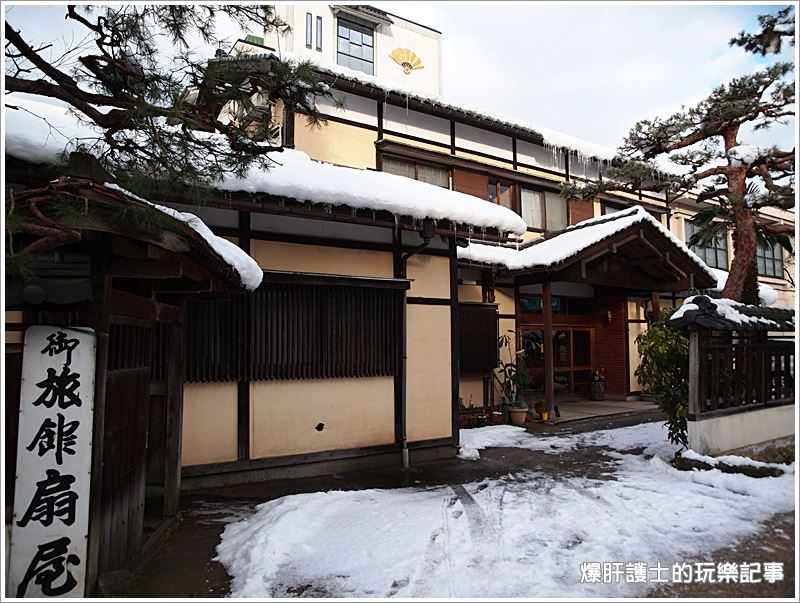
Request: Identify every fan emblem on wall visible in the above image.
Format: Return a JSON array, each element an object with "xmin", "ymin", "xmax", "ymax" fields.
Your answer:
[{"xmin": 390, "ymin": 48, "xmax": 424, "ymax": 74}]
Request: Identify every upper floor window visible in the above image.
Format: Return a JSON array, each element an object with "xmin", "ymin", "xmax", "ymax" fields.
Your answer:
[
  {"xmin": 305, "ymin": 13, "xmax": 313, "ymax": 48},
  {"xmin": 382, "ymin": 156, "xmax": 449, "ymax": 188},
  {"xmin": 488, "ymin": 179, "xmax": 513, "ymax": 211},
  {"xmin": 337, "ymin": 18, "xmax": 374, "ymax": 75},
  {"xmin": 685, "ymin": 220, "xmax": 728, "ymax": 270},
  {"xmin": 521, "ymin": 188, "xmax": 568, "ymax": 231},
  {"xmin": 756, "ymin": 241, "xmax": 783, "ymax": 278},
  {"xmin": 316, "ymin": 16, "xmax": 323, "ymax": 51},
  {"xmin": 602, "ymin": 200, "xmax": 626, "ymax": 215}
]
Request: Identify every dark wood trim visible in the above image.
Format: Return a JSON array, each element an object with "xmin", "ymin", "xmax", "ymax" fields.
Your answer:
[
  {"xmin": 512, "ymin": 137, "xmax": 518, "ymax": 169},
  {"xmin": 110, "ymin": 289, "xmax": 180, "ymax": 323},
  {"xmin": 376, "ymin": 100, "xmax": 384, "ymax": 140},
  {"xmin": 237, "ymin": 381, "xmax": 250, "ymax": 461},
  {"xmin": 687, "ymin": 399, "xmax": 795, "ymax": 421},
  {"xmin": 181, "ymin": 437, "xmax": 455, "ymax": 477},
  {"xmin": 284, "ymin": 108, "xmax": 296, "ymax": 148},
  {"xmin": 261, "ymin": 270, "xmax": 411, "ymax": 290},
  {"xmin": 163, "ymin": 318, "xmax": 184, "ymax": 516},
  {"xmin": 449, "ymin": 119, "xmax": 456, "ymax": 155},
  {"xmin": 407, "ymin": 296, "xmax": 450, "ymax": 305},
  {"xmin": 84, "ymin": 255, "xmax": 111, "ymax": 596},
  {"xmin": 564, "ymin": 150, "xmax": 570, "ymax": 181},
  {"xmin": 393, "ymin": 228, "xmax": 404, "ymax": 446},
  {"xmin": 449, "ymin": 238, "xmax": 460, "ymax": 446},
  {"xmin": 214, "ymin": 227, "xmax": 395, "ymax": 253},
  {"xmin": 321, "ymin": 111, "xmax": 379, "ymax": 132}
]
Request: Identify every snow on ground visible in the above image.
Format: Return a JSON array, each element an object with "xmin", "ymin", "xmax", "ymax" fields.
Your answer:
[{"xmin": 215, "ymin": 422, "xmax": 794, "ymax": 597}]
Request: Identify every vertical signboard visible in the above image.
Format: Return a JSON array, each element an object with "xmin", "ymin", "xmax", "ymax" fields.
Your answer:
[{"xmin": 8, "ymin": 326, "xmax": 96, "ymax": 598}]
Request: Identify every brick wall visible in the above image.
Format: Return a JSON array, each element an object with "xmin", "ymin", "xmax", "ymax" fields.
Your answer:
[{"xmin": 593, "ymin": 293, "xmax": 629, "ymax": 398}]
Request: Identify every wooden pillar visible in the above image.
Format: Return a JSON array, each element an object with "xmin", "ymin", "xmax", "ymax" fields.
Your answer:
[
  {"xmin": 84, "ymin": 258, "xmax": 111, "ymax": 596},
  {"xmin": 650, "ymin": 290, "xmax": 661, "ymax": 323},
  {"xmin": 163, "ymin": 317, "xmax": 184, "ymax": 517},
  {"xmin": 687, "ymin": 330, "xmax": 700, "ymax": 419},
  {"xmin": 542, "ymin": 281, "xmax": 555, "ymax": 418}
]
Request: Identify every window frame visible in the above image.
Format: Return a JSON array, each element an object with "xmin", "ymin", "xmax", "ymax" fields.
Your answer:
[
  {"xmin": 487, "ymin": 176, "xmax": 517, "ymax": 214},
  {"xmin": 316, "ymin": 15, "xmax": 323, "ymax": 51},
  {"xmin": 685, "ymin": 219, "xmax": 729, "ymax": 270},
  {"xmin": 336, "ymin": 17, "xmax": 375, "ymax": 75},
  {"xmin": 756, "ymin": 241, "xmax": 784, "ymax": 278},
  {"xmin": 519, "ymin": 186, "xmax": 568, "ymax": 232},
  {"xmin": 305, "ymin": 12, "xmax": 313, "ymax": 48},
  {"xmin": 380, "ymin": 154, "xmax": 451, "ymax": 188}
]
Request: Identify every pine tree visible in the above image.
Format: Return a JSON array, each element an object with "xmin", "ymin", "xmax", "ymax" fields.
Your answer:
[
  {"xmin": 5, "ymin": 5, "xmax": 333, "ymax": 194},
  {"xmin": 560, "ymin": 8, "xmax": 795, "ymax": 304}
]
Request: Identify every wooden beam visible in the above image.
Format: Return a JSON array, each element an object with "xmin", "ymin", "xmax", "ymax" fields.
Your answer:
[
  {"xmin": 542, "ymin": 281, "xmax": 555, "ymax": 419},
  {"xmin": 163, "ymin": 319, "xmax": 184, "ymax": 516},
  {"xmin": 110, "ymin": 289, "xmax": 180, "ymax": 323},
  {"xmin": 651, "ymin": 290, "xmax": 661, "ymax": 323},
  {"xmin": 109, "ymin": 259, "xmax": 182, "ymax": 279}
]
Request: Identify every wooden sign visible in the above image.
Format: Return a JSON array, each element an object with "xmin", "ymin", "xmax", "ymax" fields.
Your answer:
[{"xmin": 8, "ymin": 326, "xmax": 96, "ymax": 598}]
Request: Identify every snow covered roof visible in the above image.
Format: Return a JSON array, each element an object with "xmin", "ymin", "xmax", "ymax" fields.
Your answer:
[
  {"xmin": 103, "ymin": 184, "xmax": 263, "ymax": 290},
  {"xmin": 4, "ymin": 97, "xmax": 528, "ymax": 237},
  {"xmin": 705, "ymin": 267, "xmax": 779, "ymax": 307},
  {"xmin": 458, "ymin": 206, "xmax": 716, "ymax": 283},
  {"xmin": 668, "ymin": 295, "xmax": 795, "ymax": 331},
  {"xmin": 222, "ymin": 46, "xmax": 617, "ymax": 161}
]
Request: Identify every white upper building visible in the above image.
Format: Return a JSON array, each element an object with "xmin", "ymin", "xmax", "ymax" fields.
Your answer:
[{"xmin": 257, "ymin": 4, "xmax": 443, "ymax": 96}]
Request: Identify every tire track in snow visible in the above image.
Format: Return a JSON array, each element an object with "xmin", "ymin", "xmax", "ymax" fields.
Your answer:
[{"xmin": 450, "ymin": 484, "xmax": 497, "ymax": 542}]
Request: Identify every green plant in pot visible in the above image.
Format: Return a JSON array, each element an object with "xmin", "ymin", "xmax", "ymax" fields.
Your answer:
[{"xmin": 494, "ymin": 332, "xmax": 533, "ymax": 426}]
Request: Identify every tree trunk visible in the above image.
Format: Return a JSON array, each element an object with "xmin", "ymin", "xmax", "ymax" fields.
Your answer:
[{"xmin": 722, "ymin": 205, "xmax": 758, "ymax": 302}]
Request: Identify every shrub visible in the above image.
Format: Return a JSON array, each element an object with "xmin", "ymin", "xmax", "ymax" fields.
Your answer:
[{"xmin": 635, "ymin": 308, "xmax": 689, "ymax": 447}]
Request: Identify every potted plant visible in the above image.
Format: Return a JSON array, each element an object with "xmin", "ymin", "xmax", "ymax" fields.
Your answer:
[
  {"xmin": 590, "ymin": 368, "xmax": 605, "ymax": 401},
  {"xmin": 493, "ymin": 332, "xmax": 534, "ymax": 425}
]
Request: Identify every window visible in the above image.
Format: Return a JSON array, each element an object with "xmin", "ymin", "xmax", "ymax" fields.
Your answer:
[
  {"xmin": 305, "ymin": 13, "xmax": 312, "ymax": 48},
  {"xmin": 545, "ymin": 191, "xmax": 568, "ymax": 231},
  {"xmin": 602, "ymin": 201, "xmax": 627, "ymax": 215},
  {"xmin": 685, "ymin": 220, "xmax": 729, "ymax": 270},
  {"xmin": 382, "ymin": 156, "xmax": 449, "ymax": 188},
  {"xmin": 337, "ymin": 18, "xmax": 374, "ymax": 75},
  {"xmin": 488, "ymin": 179, "xmax": 513, "ymax": 211},
  {"xmin": 185, "ymin": 279, "xmax": 404, "ymax": 382},
  {"xmin": 316, "ymin": 16, "xmax": 323, "ymax": 51},
  {"xmin": 519, "ymin": 188, "xmax": 568, "ymax": 231},
  {"xmin": 756, "ymin": 241, "xmax": 783, "ymax": 278},
  {"xmin": 458, "ymin": 304, "xmax": 498, "ymax": 375},
  {"xmin": 521, "ymin": 189, "xmax": 543, "ymax": 229}
]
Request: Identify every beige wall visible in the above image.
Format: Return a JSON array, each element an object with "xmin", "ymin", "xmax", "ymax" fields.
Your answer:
[
  {"xmin": 182, "ymin": 382, "xmax": 238, "ymax": 466},
  {"xmin": 689, "ymin": 405, "xmax": 795, "ymax": 455},
  {"xmin": 407, "ymin": 254, "xmax": 450, "ymax": 298},
  {"xmin": 495, "ymin": 287, "xmax": 516, "ymax": 315},
  {"xmin": 407, "ymin": 304, "xmax": 452, "ymax": 441},
  {"xmin": 251, "ymin": 240, "xmax": 393, "ymax": 277},
  {"xmin": 458, "ymin": 283, "xmax": 483, "ymax": 302},
  {"xmin": 460, "ymin": 377, "xmax": 484, "ymax": 408},
  {"xmin": 295, "ymin": 117, "xmax": 376, "ymax": 169},
  {"xmin": 250, "ymin": 377, "xmax": 395, "ymax": 458}
]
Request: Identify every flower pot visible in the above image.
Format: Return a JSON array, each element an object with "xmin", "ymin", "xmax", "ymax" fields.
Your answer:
[
  {"xmin": 590, "ymin": 381, "xmax": 605, "ymax": 401},
  {"xmin": 489, "ymin": 411, "xmax": 503, "ymax": 425},
  {"xmin": 509, "ymin": 407, "xmax": 528, "ymax": 426}
]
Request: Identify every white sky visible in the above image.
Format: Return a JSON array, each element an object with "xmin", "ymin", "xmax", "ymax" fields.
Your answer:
[{"xmin": 4, "ymin": 2, "xmax": 796, "ymax": 154}]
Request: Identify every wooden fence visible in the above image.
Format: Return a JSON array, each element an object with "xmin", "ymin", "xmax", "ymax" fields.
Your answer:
[{"xmin": 688, "ymin": 331, "xmax": 794, "ymax": 418}]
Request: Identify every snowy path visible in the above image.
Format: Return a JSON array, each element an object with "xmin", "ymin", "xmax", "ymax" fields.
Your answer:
[{"xmin": 215, "ymin": 422, "xmax": 794, "ymax": 597}]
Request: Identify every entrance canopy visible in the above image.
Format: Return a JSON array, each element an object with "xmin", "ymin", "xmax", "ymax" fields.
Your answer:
[{"xmin": 458, "ymin": 206, "xmax": 717, "ymax": 292}]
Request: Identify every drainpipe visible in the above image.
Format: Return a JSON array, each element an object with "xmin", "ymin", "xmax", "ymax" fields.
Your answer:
[{"xmin": 399, "ymin": 219, "xmax": 435, "ymax": 470}]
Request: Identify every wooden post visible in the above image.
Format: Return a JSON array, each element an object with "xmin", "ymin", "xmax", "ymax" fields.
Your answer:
[
  {"xmin": 687, "ymin": 330, "xmax": 700, "ymax": 419},
  {"xmin": 542, "ymin": 281, "xmax": 555, "ymax": 419},
  {"xmin": 650, "ymin": 290, "xmax": 661, "ymax": 323},
  {"xmin": 163, "ymin": 317, "xmax": 185, "ymax": 516},
  {"xmin": 84, "ymin": 258, "xmax": 111, "ymax": 596}
]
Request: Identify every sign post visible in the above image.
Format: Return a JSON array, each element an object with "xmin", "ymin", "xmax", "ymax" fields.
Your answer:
[{"xmin": 8, "ymin": 326, "xmax": 96, "ymax": 598}]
